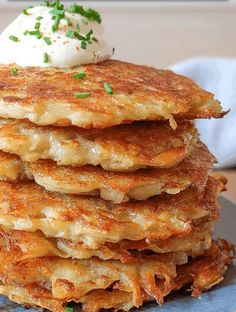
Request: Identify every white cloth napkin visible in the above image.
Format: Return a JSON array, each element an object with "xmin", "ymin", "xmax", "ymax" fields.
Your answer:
[{"xmin": 170, "ymin": 57, "xmax": 236, "ymax": 168}]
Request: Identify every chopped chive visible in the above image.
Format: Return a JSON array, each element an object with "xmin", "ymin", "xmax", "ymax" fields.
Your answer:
[
  {"xmin": 76, "ymin": 23, "xmax": 80, "ymax": 33},
  {"xmin": 27, "ymin": 5, "xmax": 34, "ymax": 9},
  {"xmin": 23, "ymin": 30, "xmax": 29, "ymax": 35},
  {"xmin": 43, "ymin": 52, "xmax": 49, "ymax": 63},
  {"xmin": 9, "ymin": 35, "xmax": 19, "ymax": 42},
  {"xmin": 36, "ymin": 16, "xmax": 43, "ymax": 21},
  {"xmin": 44, "ymin": 37, "xmax": 52, "ymax": 45},
  {"xmin": 49, "ymin": 9, "xmax": 65, "ymax": 17},
  {"xmin": 28, "ymin": 31, "xmax": 38, "ymax": 35},
  {"xmin": 81, "ymin": 41, "xmax": 87, "ymax": 49},
  {"xmin": 64, "ymin": 307, "xmax": 73, "ymax": 312},
  {"xmin": 11, "ymin": 68, "xmax": 19, "ymax": 75},
  {"xmin": 76, "ymin": 33, "xmax": 86, "ymax": 41},
  {"xmin": 81, "ymin": 18, "xmax": 88, "ymax": 25},
  {"xmin": 68, "ymin": 3, "xmax": 78, "ymax": 13},
  {"xmin": 55, "ymin": 0, "xmax": 61, "ymax": 9},
  {"xmin": 41, "ymin": 0, "xmax": 50, "ymax": 7},
  {"xmin": 28, "ymin": 30, "xmax": 41, "ymax": 39},
  {"xmin": 73, "ymin": 72, "xmax": 86, "ymax": 79},
  {"xmin": 22, "ymin": 9, "xmax": 29, "ymax": 15},
  {"xmin": 35, "ymin": 22, "xmax": 41, "ymax": 30},
  {"xmin": 92, "ymin": 37, "xmax": 98, "ymax": 43},
  {"xmin": 104, "ymin": 82, "xmax": 113, "ymax": 95},
  {"xmin": 86, "ymin": 29, "xmax": 93, "ymax": 40},
  {"xmin": 52, "ymin": 15, "xmax": 61, "ymax": 32},
  {"xmin": 68, "ymin": 4, "xmax": 101, "ymax": 24},
  {"xmin": 66, "ymin": 18, "xmax": 72, "ymax": 26},
  {"xmin": 75, "ymin": 92, "xmax": 91, "ymax": 98},
  {"xmin": 66, "ymin": 30, "xmax": 76, "ymax": 39}
]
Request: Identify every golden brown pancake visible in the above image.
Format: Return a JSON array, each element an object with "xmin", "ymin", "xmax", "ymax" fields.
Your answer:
[
  {"xmin": 0, "ymin": 118, "xmax": 198, "ymax": 171},
  {"xmin": 0, "ymin": 142, "xmax": 214, "ymax": 203},
  {"xmin": 0, "ymin": 222, "xmax": 213, "ymax": 263},
  {"xmin": 0, "ymin": 176, "xmax": 224, "ymax": 248},
  {"xmin": 0, "ymin": 240, "xmax": 233, "ymax": 312},
  {"xmin": 0, "ymin": 60, "xmax": 223, "ymax": 129}
]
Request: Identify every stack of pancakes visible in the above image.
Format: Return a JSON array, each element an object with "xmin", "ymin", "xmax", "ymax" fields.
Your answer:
[{"xmin": 0, "ymin": 60, "xmax": 234, "ymax": 312}]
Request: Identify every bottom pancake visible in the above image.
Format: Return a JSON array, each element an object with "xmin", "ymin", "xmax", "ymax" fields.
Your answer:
[{"xmin": 0, "ymin": 240, "xmax": 233, "ymax": 312}]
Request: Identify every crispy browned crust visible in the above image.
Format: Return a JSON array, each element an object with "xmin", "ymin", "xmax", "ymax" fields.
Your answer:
[
  {"xmin": 0, "ymin": 118, "xmax": 198, "ymax": 171},
  {"xmin": 0, "ymin": 60, "xmax": 223, "ymax": 128},
  {"xmin": 0, "ymin": 176, "xmax": 225, "ymax": 248},
  {"xmin": 0, "ymin": 239, "xmax": 233, "ymax": 312},
  {"xmin": 0, "ymin": 142, "xmax": 215, "ymax": 203},
  {"xmin": 0, "ymin": 222, "xmax": 213, "ymax": 263}
]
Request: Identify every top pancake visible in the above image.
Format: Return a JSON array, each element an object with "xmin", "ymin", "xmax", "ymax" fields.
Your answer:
[{"xmin": 0, "ymin": 60, "xmax": 223, "ymax": 128}]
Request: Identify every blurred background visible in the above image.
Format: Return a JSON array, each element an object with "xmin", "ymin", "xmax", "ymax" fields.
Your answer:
[{"xmin": 0, "ymin": 0, "xmax": 235, "ymax": 202}]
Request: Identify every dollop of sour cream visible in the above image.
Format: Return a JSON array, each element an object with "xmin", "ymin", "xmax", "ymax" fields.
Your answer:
[{"xmin": 0, "ymin": 5, "xmax": 113, "ymax": 67}]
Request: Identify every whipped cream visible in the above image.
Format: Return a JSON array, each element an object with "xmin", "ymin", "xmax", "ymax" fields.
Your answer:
[{"xmin": 0, "ymin": 5, "xmax": 113, "ymax": 67}]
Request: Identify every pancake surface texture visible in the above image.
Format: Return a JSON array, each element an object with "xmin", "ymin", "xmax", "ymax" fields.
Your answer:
[
  {"xmin": 0, "ymin": 222, "xmax": 213, "ymax": 262},
  {"xmin": 0, "ymin": 119, "xmax": 198, "ymax": 171},
  {"xmin": 0, "ymin": 176, "xmax": 224, "ymax": 248},
  {"xmin": 0, "ymin": 239, "xmax": 233, "ymax": 312},
  {"xmin": 0, "ymin": 60, "xmax": 223, "ymax": 128},
  {"xmin": 0, "ymin": 142, "xmax": 214, "ymax": 203}
]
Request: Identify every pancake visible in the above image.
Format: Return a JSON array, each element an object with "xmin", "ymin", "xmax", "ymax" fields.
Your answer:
[
  {"xmin": 0, "ymin": 222, "xmax": 213, "ymax": 263},
  {"xmin": 0, "ymin": 118, "xmax": 198, "ymax": 171},
  {"xmin": 0, "ymin": 176, "xmax": 224, "ymax": 248},
  {"xmin": 0, "ymin": 142, "xmax": 214, "ymax": 203},
  {"xmin": 0, "ymin": 60, "xmax": 223, "ymax": 129},
  {"xmin": 0, "ymin": 240, "xmax": 233, "ymax": 312}
]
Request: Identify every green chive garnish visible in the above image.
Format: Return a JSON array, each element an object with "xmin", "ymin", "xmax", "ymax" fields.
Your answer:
[
  {"xmin": 52, "ymin": 15, "xmax": 61, "ymax": 32},
  {"xmin": 36, "ymin": 16, "xmax": 43, "ymax": 21},
  {"xmin": 28, "ymin": 30, "xmax": 41, "ymax": 39},
  {"xmin": 43, "ymin": 52, "xmax": 49, "ymax": 63},
  {"xmin": 22, "ymin": 9, "xmax": 29, "ymax": 15},
  {"xmin": 104, "ymin": 82, "xmax": 113, "ymax": 95},
  {"xmin": 75, "ymin": 92, "xmax": 91, "ymax": 98},
  {"xmin": 66, "ymin": 31, "xmax": 76, "ymax": 39},
  {"xmin": 66, "ymin": 18, "xmax": 72, "ymax": 26},
  {"xmin": 35, "ymin": 22, "xmax": 41, "ymax": 30},
  {"xmin": 92, "ymin": 37, "xmax": 98, "ymax": 43},
  {"xmin": 76, "ymin": 33, "xmax": 86, "ymax": 41},
  {"xmin": 9, "ymin": 35, "xmax": 19, "ymax": 42},
  {"xmin": 41, "ymin": 0, "xmax": 50, "ymax": 7},
  {"xmin": 68, "ymin": 4, "xmax": 101, "ymax": 24},
  {"xmin": 44, "ymin": 37, "xmax": 52, "ymax": 45},
  {"xmin": 49, "ymin": 9, "xmax": 65, "ymax": 17},
  {"xmin": 81, "ymin": 41, "xmax": 87, "ymax": 49},
  {"xmin": 11, "ymin": 68, "xmax": 19, "ymax": 75},
  {"xmin": 64, "ymin": 307, "xmax": 73, "ymax": 312},
  {"xmin": 73, "ymin": 72, "xmax": 86, "ymax": 80},
  {"xmin": 55, "ymin": 0, "xmax": 64, "ymax": 10},
  {"xmin": 76, "ymin": 23, "xmax": 80, "ymax": 33},
  {"xmin": 86, "ymin": 30, "xmax": 93, "ymax": 41},
  {"xmin": 41, "ymin": 0, "xmax": 63, "ymax": 9}
]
